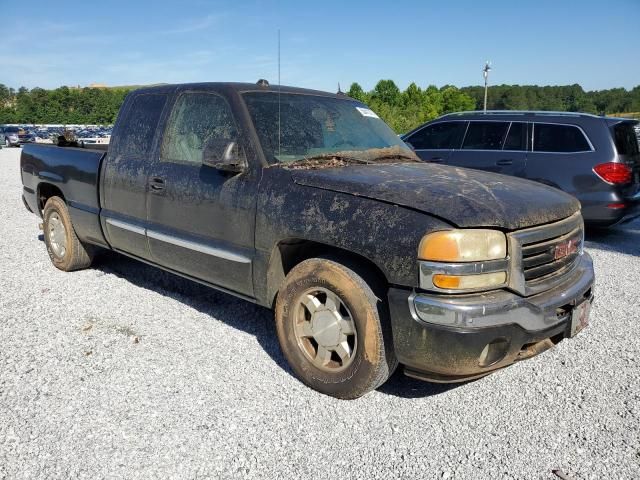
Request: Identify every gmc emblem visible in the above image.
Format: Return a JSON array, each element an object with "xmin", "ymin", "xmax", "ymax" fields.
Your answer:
[{"xmin": 554, "ymin": 239, "xmax": 578, "ymax": 260}]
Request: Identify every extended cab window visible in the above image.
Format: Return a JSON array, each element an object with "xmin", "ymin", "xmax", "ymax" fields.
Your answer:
[
  {"xmin": 462, "ymin": 121, "xmax": 509, "ymax": 150},
  {"xmin": 533, "ymin": 123, "xmax": 591, "ymax": 153},
  {"xmin": 503, "ymin": 122, "xmax": 528, "ymax": 150},
  {"xmin": 115, "ymin": 93, "xmax": 167, "ymax": 157},
  {"xmin": 406, "ymin": 122, "xmax": 466, "ymax": 150},
  {"xmin": 162, "ymin": 92, "xmax": 238, "ymax": 165}
]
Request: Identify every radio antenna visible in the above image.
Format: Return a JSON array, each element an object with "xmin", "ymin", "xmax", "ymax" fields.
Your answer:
[{"xmin": 278, "ymin": 29, "xmax": 281, "ymax": 157}]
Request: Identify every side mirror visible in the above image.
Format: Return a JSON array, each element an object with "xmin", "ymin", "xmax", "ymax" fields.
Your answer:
[{"xmin": 202, "ymin": 138, "xmax": 246, "ymax": 173}]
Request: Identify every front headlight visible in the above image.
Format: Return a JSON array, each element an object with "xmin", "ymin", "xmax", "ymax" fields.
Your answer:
[
  {"xmin": 418, "ymin": 229, "xmax": 508, "ymax": 292},
  {"xmin": 418, "ymin": 229, "xmax": 506, "ymax": 262}
]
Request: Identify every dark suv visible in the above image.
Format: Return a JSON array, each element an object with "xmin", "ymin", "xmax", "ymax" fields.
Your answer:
[{"xmin": 402, "ymin": 111, "xmax": 640, "ymax": 226}]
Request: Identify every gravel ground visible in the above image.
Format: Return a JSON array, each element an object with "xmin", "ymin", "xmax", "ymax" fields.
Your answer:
[{"xmin": 0, "ymin": 146, "xmax": 639, "ymax": 480}]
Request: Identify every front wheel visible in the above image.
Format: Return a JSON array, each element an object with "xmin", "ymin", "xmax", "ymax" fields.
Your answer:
[
  {"xmin": 43, "ymin": 196, "xmax": 93, "ymax": 271},
  {"xmin": 275, "ymin": 257, "xmax": 397, "ymax": 399}
]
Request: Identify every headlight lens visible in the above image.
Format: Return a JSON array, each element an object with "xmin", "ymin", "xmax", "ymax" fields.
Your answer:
[
  {"xmin": 418, "ymin": 229, "xmax": 507, "ymax": 262},
  {"xmin": 418, "ymin": 229, "xmax": 508, "ymax": 292}
]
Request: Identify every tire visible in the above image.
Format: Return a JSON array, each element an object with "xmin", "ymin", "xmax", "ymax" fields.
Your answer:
[
  {"xmin": 43, "ymin": 196, "xmax": 93, "ymax": 271},
  {"xmin": 275, "ymin": 257, "xmax": 397, "ymax": 399}
]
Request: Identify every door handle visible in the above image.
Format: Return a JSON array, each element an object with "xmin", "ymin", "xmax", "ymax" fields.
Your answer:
[
  {"xmin": 149, "ymin": 177, "xmax": 165, "ymax": 191},
  {"xmin": 429, "ymin": 157, "xmax": 443, "ymax": 163},
  {"xmin": 496, "ymin": 159, "xmax": 513, "ymax": 166}
]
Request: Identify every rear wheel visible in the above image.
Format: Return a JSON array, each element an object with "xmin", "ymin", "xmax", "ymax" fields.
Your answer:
[
  {"xmin": 275, "ymin": 257, "xmax": 397, "ymax": 399},
  {"xmin": 43, "ymin": 196, "xmax": 93, "ymax": 271}
]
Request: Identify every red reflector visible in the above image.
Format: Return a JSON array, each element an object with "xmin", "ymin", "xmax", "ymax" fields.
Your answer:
[
  {"xmin": 593, "ymin": 163, "xmax": 633, "ymax": 184},
  {"xmin": 607, "ymin": 203, "xmax": 626, "ymax": 209}
]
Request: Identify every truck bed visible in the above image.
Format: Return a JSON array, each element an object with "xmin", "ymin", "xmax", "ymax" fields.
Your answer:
[{"xmin": 20, "ymin": 143, "xmax": 108, "ymax": 247}]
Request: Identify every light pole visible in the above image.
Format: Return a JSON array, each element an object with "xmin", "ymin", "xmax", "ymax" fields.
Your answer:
[{"xmin": 482, "ymin": 61, "xmax": 491, "ymax": 112}]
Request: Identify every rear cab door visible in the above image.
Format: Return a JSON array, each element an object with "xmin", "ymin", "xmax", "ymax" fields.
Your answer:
[
  {"xmin": 402, "ymin": 121, "xmax": 467, "ymax": 163},
  {"xmin": 447, "ymin": 120, "xmax": 528, "ymax": 175},
  {"xmin": 99, "ymin": 91, "xmax": 170, "ymax": 261}
]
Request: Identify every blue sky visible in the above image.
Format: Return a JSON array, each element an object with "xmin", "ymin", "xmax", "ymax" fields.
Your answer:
[{"xmin": 2, "ymin": 0, "xmax": 638, "ymax": 92}]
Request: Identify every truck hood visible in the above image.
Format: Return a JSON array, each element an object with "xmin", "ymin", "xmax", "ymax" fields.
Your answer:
[{"xmin": 291, "ymin": 163, "xmax": 580, "ymax": 230}]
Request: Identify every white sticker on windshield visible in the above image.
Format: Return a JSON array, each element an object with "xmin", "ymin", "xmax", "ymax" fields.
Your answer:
[{"xmin": 356, "ymin": 107, "xmax": 379, "ymax": 118}]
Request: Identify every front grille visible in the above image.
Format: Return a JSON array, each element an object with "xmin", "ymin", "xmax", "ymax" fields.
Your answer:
[{"xmin": 508, "ymin": 212, "xmax": 584, "ymax": 296}]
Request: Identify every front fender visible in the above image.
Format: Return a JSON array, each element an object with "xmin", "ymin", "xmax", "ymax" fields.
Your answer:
[{"xmin": 253, "ymin": 167, "xmax": 452, "ymax": 305}]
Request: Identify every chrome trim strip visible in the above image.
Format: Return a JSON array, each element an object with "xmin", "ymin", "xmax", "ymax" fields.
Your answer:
[
  {"xmin": 419, "ymin": 258, "xmax": 509, "ymax": 293},
  {"xmin": 106, "ymin": 218, "xmax": 146, "ymax": 236},
  {"xmin": 415, "ymin": 148, "xmax": 527, "ymax": 154},
  {"xmin": 509, "ymin": 212, "xmax": 582, "ymax": 245},
  {"xmin": 146, "ymin": 229, "xmax": 251, "ymax": 264}
]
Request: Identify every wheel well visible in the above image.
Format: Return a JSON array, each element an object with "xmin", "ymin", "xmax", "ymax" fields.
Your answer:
[
  {"xmin": 266, "ymin": 239, "xmax": 388, "ymax": 308},
  {"xmin": 38, "ymin": 183, "xmax": 65, "ymax": 213}
]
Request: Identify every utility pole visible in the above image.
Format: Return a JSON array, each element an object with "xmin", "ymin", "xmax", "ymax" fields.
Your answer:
[{"xmin": 482, "ymin": 61, "xmax": 491, "ymax": 112}]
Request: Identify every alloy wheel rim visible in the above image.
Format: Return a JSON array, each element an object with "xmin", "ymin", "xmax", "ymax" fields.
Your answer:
[
  {"xmin": 294, "ymin": 287, "xmax": 357, "ymax": 372},
  {"xmin": 48, "ymin": 212, "xmax": 67, "ymax": 258}
]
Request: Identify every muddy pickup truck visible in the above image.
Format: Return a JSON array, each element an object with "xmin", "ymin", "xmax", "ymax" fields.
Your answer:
[{"xmin": 21, "ymin": 82, "xmax": 595, "ymax": 399}]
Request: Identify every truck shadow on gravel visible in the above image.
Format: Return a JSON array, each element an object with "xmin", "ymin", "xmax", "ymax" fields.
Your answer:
[{"xmin": 85, "ymin": 250, "xmax": 457, "ymax": 399}]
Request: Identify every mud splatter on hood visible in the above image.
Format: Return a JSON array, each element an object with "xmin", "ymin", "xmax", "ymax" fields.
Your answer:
[{"xmin": 291, "ymin": 163, "xmax": 580, "ymax": 230}]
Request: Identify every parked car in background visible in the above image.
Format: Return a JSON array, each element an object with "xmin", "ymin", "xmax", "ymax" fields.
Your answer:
[
  {"xmin": 1, "ymin": 126, "xmax": 33, "ymax": 147},
  {"xmin": 20, "ymin": 82, "xmax": 594, "ymax": 399},
  {"xmin": 2, "ymin": 126, "xmax": 21, "ymax": 147},
  {"xmin": 402, "ymin": 111, "xmax": 640, "ymax": 226}
]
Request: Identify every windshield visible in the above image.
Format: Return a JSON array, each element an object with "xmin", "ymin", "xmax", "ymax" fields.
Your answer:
[
  {"xmin": 242, "ymin": 92, "xmax": 411, "ymax": 164},
  {"xmin": 5, "ymin": 127, "xmax": 19, "ymax": 133}
]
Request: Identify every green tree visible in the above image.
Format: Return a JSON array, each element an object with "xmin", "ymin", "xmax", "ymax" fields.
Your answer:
[
  {"xmin": 347, "ymin": 82, "xmax": 368, "ymax": 103},
  {"xmin": 440, "ymin": 86, "xmax": 475, "ymax": 113},
  {"xmin": 371, "ymin": 80, "xmax": 401, "ymax": 106}
]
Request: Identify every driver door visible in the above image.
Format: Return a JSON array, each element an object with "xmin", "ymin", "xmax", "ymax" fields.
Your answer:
[{"xmin": 145, "ymin": 91, "xmax": 258, "ymax": 297}]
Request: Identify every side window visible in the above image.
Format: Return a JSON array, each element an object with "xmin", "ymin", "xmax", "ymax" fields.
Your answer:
[
  {"xmin": 161, "ymin": 92, "xmax": 238, "ymax": 165},
  {"xmin": 503, "ymin": 122, "xmax": 528, "ymax": 151},
  {"xmin": 406, "ymin": 122, "xmax": 466, "ymax": 150},
  {"xmin": 613, "ymin": 123, "xmax": 639, "ymax": 155},
  {"xmin": 115, "ymin": 93, "xmax": 167, "ymax": 157},
  {"xmin": 462, "ymin": 121, "xmax": 509, "ymax": 150},
  {"xmin": 533, "ymin": 123, "xmax": 591, "ymax": 153}
]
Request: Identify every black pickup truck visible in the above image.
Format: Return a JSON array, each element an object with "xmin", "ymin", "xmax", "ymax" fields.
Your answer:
[{"xmin": 21, "ymin": 82, "xmax": 595, "ymax": 399}]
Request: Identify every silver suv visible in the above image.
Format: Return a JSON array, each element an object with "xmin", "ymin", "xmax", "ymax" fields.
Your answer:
[{"xmin": 1, "ymin": 126, "xmax": 31, "ymax": 147}]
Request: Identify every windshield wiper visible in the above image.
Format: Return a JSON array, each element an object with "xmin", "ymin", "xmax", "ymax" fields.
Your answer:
[
  {"xmin": 278, "ymin": 153, "xmax": 373, "ymax": 169},
  {"xmin": 370, "ymin": 151, "xmax": 421, "ymax": 162}
]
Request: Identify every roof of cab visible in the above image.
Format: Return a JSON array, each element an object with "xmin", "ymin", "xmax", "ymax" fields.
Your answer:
[{"xmin": 130, "ymin": 82, "xmax": 350, "ymax": 100}]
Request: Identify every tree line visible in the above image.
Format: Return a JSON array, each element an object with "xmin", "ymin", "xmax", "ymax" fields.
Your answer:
[
  {"xmin": 1, "ymin": 81, "xmax": 639, "ymax": 132},
  {"xmin": 349, "ymin": 81, "xmax": 640, "ymax": 133},
  {"xmin": 0, "ymin": 84, "xmax": 130, "ymax": 125}
]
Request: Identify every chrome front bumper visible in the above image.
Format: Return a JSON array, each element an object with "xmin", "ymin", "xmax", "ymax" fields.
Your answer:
[
  {"xmin": 411, "ymin": 253, "xmax": 594, "ymax": 331},
  {"xmin": 387, "ymin": 253, "xmax": 595, "ymax": 382}
]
